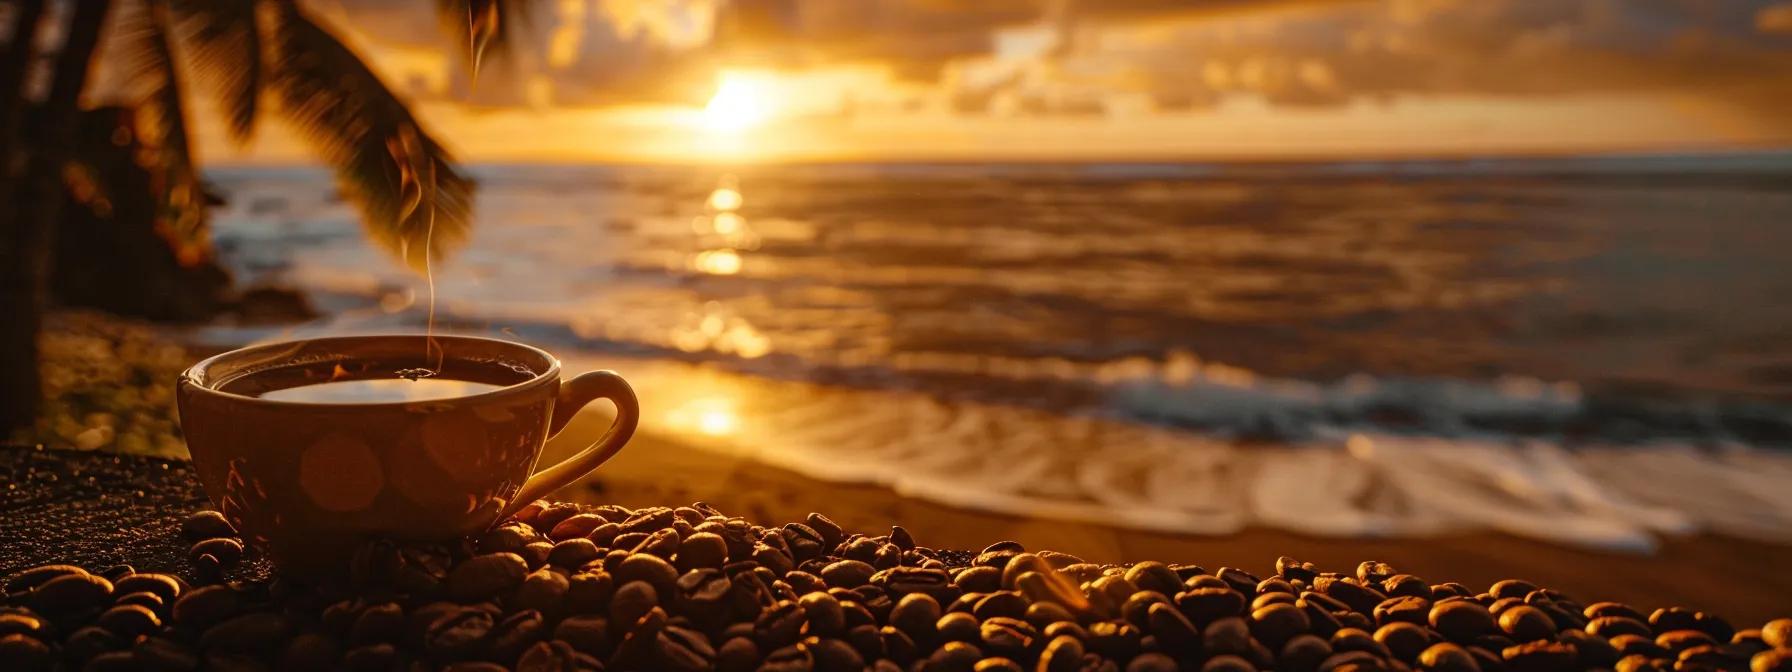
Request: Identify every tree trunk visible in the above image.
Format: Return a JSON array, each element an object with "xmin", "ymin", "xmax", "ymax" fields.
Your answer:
[
  {"xmin": 0, "ymin": 0, "xmax": 113, "ymax": 437},
  {"xmin": 0, "ymin": 0, "xmax": 52, "ymax": 436}
]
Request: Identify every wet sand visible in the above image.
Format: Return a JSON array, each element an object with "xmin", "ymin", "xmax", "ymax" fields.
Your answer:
[{"xmin": 544, "ymin": 409, "xmax": 1792, "ymax": 627}]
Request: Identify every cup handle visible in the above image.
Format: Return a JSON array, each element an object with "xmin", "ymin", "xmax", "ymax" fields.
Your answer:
[{"xmin": 500, "ymin": 370, "xmax": 639, "ymax": 520}]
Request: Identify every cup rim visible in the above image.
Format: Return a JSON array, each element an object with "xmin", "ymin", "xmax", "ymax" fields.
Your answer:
[{"xmin": 179, "ymin": 334, "xmax": 562, "ymax": 409}]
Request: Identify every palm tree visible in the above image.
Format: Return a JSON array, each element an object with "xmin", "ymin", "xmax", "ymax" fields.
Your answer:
[{"xmin": 0, "ymin": 0, "xmax": 529, "ymax": 437}]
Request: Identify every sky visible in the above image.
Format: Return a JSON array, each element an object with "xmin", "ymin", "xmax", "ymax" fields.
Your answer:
[{"xmin": 123, "ymin": 0, "xmax": 1792, "ymax": 163}]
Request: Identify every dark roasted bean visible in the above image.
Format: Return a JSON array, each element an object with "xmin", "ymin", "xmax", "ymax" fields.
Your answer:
[
  {"xmin": 1501, "ymin": 640, "xmax": 1577, "ymax": 672},
  {"xmin": 1376, "ymin": 622, "xmax": 1433, "ymax": 663},
  {"xmin": 1432, "ymin": 600, "xmax": 1499, "ymax": 643},
  {"xmin": 202, "ymin": 613, "xmax": 291, "ymax": 656},
  {"xmin": 1179, "ymin": 587, "xmax": 1248, "ymax": 626},
  {"xmin": 1125, "ymin": 562, "xmax": 1184, "ymax": 597},
  {"xmin": 1333, "ymin": 628, "xmax": 1393, "ymax": 658},
  {"xmin": 1761, "ymin": 620, "xmax": 1792, "ymax": 650},
  {"xmin": 798, "ymin": 591, "xmax": 846, "ymax": 636},
  {"xmin": 1219, "ymin": 568, "xmax": 1263, "ymax": 595},
  {"xmin": 1498, "ymin": 606, "xmax": 1556, "ymax": 643},
  {"xmin": 1753, "ymin": 650, "xmax": 1792, "ymax": 672},
  {"xmin": 1282, "ymin": 634, "xmax": 1336, "ymax": 672},
  {"xmin": 181, "ymin": 511, "xmax": 238, "ymax": 541},
  {"xmin": 1252, "ymin": 602, "xmax": 1313, "ymax": 649},
  {"xmin": 1378, "ymin": 596, "xmax": 1433, "ymax": 627}
]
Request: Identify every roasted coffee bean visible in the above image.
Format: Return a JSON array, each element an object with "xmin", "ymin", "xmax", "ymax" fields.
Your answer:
[
  {"xmin": 95, "ymin": 604, "xmax": 161, "ymax": 640},
  {"xmin": 1124, "ymin": 562, "xmax": 1184, "ymax": 597},
  {"xmin": 1660, "ymin": 630, "xmax": 1722, "ymax": 656},
  {"xmin": 1761, "ymin": 620, "xmax": 1792, "ymax": 650},
  {"xmin": 1318, "ymin": 576, "xmax": 1389, "ymax": 616},
  {"xmin": 1486, "ymin": 581, "xmax": 1538, "ymax": 601},
  {"xmin": 927, "ymin": 611, "xmax": 978, "ymax": 646},
  {"xmin": 1179, "ymin": 587, "xmax": 1248, "ymax": 626},
  {"xmin": 547, "ymin": 539, "xmax": 602, "ymax": 569},
  {"xmin": 478, "ymin": 523, "xmax": 545, "ymax": 556},
  {"xmin": 1431, "ymin": 584, "xmax": 1471, "ymax": 600},
  {"xmin": 550, "ymin": 514, "xmax": 608, "ymax": 541},
  {"xmin": 613, "ymin": 553, "xmax": 679, "ymax": 598},
  {"xmin": 166, "ymin": 583, "xmax": 241, "ymax": 630},
  {"xmin": 1140, "ymin": 602, "xmax": 1197, "ymax": 654},
  {"xmin": 521, "ymin": 542, "xmax": 555, "ymax": 569},
  {"xmin": 1322, "ymin": 650, "xmax": 1388, "ymax": 672},
  {"xmin": 1207, "ymin": 653, "xmax": 1259, "ymax": 672},
  {"xmin": 1616, "ymin": 654, "xmax": 1673, "ymax": 672},
  {"xmin": 202, "ymin": 613, "xmax": 291, "ymax": 656},
  {"xmin": 715, "ymin": 636, "xmax": 761, "ymax": 672},
  {"xmin": 1416, "ymin": 642, "xmax": 1479, "ymax": 672},
  {"xmin": 1218, "ymin": 568, "xmax": 1263, "ymax": 595},
  {"xmin": 889, "ymin": 592, "xmax": 942, "ymax": 644},
  {"xmin": 1754, "ymin": 650, "xmax": 1792, "ymax": 672},
  {"xmin": 181, "ymin": 511, "xmax": 238, "ymax": 541},
  {"xmin": 618, "ymin": 508, "xmax": 675, "ymax": 536},
  {"xmin": 445, "ymin": 664, "xmax": 511, "ymax": 672},
  {"xmin": 340, "ymin": 643, "xmax": 399, "ymax": 672},
  {"xmin": 1339, "ymin": 611, "xmax": 1378, "ymax": 632},
  {"xmin": 1252, "ymin": 602, "xmax": 1313, "ymax": 649},
  {"xmin": 551, "ymin": 615, "xmax": 611, "ymax": 659},
  {"xmin": 1383, "ymin": 577, "xmax": 1433, "ymax": 601},
  {"xmin": 755, "ymin": 600, "xmax": 809, "ymax": 650},
  {"xmin": 1432, "ymin": 600, "xmax": 1499, "ymax": 643},
  {"xmin": 799, "ymin": 513, "xmax": 842, "ymax": 548},
  {"xmin": 677, "ymin": 532, "xmax": 729, "ymax": 573},
  {"xmin": 1376, "ymin": 622, "xmax": 1434, "ymax": 663},
  {"xmin": 487, "ymin": 610, "xmax": 547, "ymax": 664},
  {"xmin": 6, "ymin": 564, "xmax": 90, "ymax": 594},
  {"xmin": 515, "ymin": 640, "xmax": 580, "ymax": 672},
  {"xmin": 565, "ymin": 571, "xmax": 615, "ymax": 615},
  {"xmin": 1356, "ymin": 562, "xmax": 1397, "ymax": 585},
  {"xmin": 29, "ymin": 571, "xmax": 113, "ymax": 621},
  {"xmin": 1273, "ymin": 557, "xmax": 1315, "ymax": 584},
  {"xmin": 189, "ymin": 538, "xmax": 244, "ymax": 568},
  {"xmin": 798, "ymin": 591, "xmax": 846, "ymax": 636},
  {"xmin": 1333, "ymin": 628, "xmax": 1394, "ymax": 658},
  {"xmin": 115, "ymin": 573, "xmax": 182, "ymax": 604},
  {"xmin": 0, "ymin": 633, "xmax": 52, "ymax": 672},
  {"xmin": 608, "ymin": 605, "xmax": 668, "ymax": 670},
  {"xmin": 1281, "ymin": 634, "xmax": 1337, "ymax": 672},
  {"xmin": 1502, "ymin": 640, "xmax": 1577, "ymax": 672},
  {"xmin": 760, "ymin": 642, "xmax": 816, "ymax": 672},
  {"xmin": 1258, "ymin": 577, "xmax": 1297, "ymax": 596},
  {"xmin": 447, "ymin": 553, "xmax": 528, "ymax": 600},
  {"xmin": 115, "ymin": 590, "xmax": 166, "ymax": 615},
  {"xmin": 1205, "ymin": 617, "xmax": 1255, "ymax": 656},
  {"xmin": 1557, "ymin": 629, "xmax": 1619, "ymax": 668},
  {"xmin": 926, "ymin": 640, "xmax": 985, "ymax": 671},
  {"xmin": 512, "ymin": 568, "xmax": 571, "ymax": 613},
  {"xmin": 131, "ymin": 635, "xmax": 199, "ymax": 671},
  {"xmin": 980, "ymin": 618, "xmax": 1038, "ymax": 659},
  {"xmin": 795, "ymin": 635, "xmax": 860, "ymax": 672},
  {"xmin": 1610, "ymin": 635, "xmax": 1669, "ymax": 660},
  {"xmin": 631, "ymin": 529, "xmax": 681, "ymax": 560},
  {"xmin": 425, "ymin": 608, "xmax": 495, "ymax": 661},
  {"xmin": 1487, "ymin": 599, "xmax": 1525, "ymax": 618},
  {"xmin": 1023, "ymin": 600, "xmax": 1073, "ymax": 631},
  {"xmin": 1583, "ymin": 602, "xmax": 1647, "ymax": 623},
  {"xmin": 1378, "ymin": 597, "xmax": 1433, "ymax": 627},
  {"xmin": 1498, "ymin": 606, "xmax": 1556, "ymax": 643},
  {"xmin": 815, "ymin": 560, "xmax": 871, "ymax": 590},
  {"xmin": 1471, "ymin": 634, "xmax": 1517, "ymax": 655},
  {"xmin": 1123, "ymin": 592, "xmax": 1173, "ymax": 629},
  {"xmin": 974, "ymin": 591, "xmax": 1030, "ymax": 622},
  {"xmin": 607, "ymin": 580, "xmax": 657, "ymax": 630}
]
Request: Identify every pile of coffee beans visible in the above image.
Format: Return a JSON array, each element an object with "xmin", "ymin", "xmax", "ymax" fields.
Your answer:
[{"xmin": 3, "ymin": 501, "xmax": 1790, "ymax": 672}]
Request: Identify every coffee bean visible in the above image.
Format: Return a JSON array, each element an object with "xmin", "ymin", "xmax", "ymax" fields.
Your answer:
[
  {"xmin": 1353, "ymin": 562, "xmax": 1395, "ymax": 585},
  {"xmin": 487, "ymin": 609, "xmax": 547, "ymax": 664},
  {"xmin": 189, "ymin": 537, "xmax": 244, "ymax": 569},
  {"xmin": 445, "ymin": 664, "xmax": 511, "ymax": 672},
  {"xmin": 1318, "ymin": 576, "xmax": 1389, "ymax": 616},
  {"xmin": 1122, "ymin": 591, "xmax": 1172, "ymax": 630},
  {"xmin": 1339, "ymin": 612, "xmax": 1378, "ymax": 632},
  {"xmin": 1616, "ymin": 654, "xmax": 1673, "ymax": 672},
  {"xmin": 424, "ymin": 607, "xmax": 495, "ymax": 661},
  {"xmin": 1660, "ymin": 629, "xmax": 1719, "ymax": 655},
  {"xmin": 1496, "ymin": 606, "xmax": 1555, "ymax": 643},
  {"xmin": 886, "ymin": 592, "xmax": 940, "ymax": 645},
  {"xmin": 752, "ymin": 600, "xmax": 807, "ymax": 651},
  {"xmin": 29, "ymin": 571, "xmax": 113, "ymax": 621},
  {"xmin": 974, "ymin": 591, "xmax": 1029, "ymax": 622},
  {"xmin": 7, "ymin": 565, "xmax": 91, "ymax": 595},
  {"xmin": 810, "ymin": 560, "xmax": 869, "ymax": 590},
  {"xmin": 1432, "ymin": 600, "xmax": 1498, "ymax": 643},
  {"xmin": 713, "ymin": 636, "xmax": 761, "ymax": 672},
  {"xmin": 131, "ymin": 635, "xmax": 199, "ymax": 671},
  {"xmin": 672, "ymin": 532, "xmax": 728, "ymax": 573},
  {"xmin": 1569, "ymin": 630, "xmax": 1627, "ymax": 670},
  {"xmin": 507, "ymin": 568, "xmax": 568, "ymax": 613},
  {"xmin": 1487, "ymin": 599, "xmax": 1525, "ymax": 618},
  {"xmin": 604, "ymin": 580, "xmax": 655, "ymax": 631},
  {"xmin": 980, "ymin": 617, "xmax": 1038, "ymax": 659},
  {"xmin": 1205, "ymin": 617, "xmax": 1255, "ymax": 656},
  {"xmin": 544, "ymin": 539, "xmax": 600, "ymax": 570},
  {"xmin": 1377, "ymin": 597, "xmax": 1433, "ymax": 627},
  {"xmin": 1483, "ymin": 581, "xmax": 1536, "ymax": 602},
  {"xmin": 62, "ymin": 628, "xmax": 121, "ymax": 671},
  {"xmin": 516, "ymin": 639, "xmax": 580, "ymax": 672},
  {"xmin": 612, "ymin": 553, "xmax": 679, "ymax": 599},
  {"xmin": 1219, "ymin": 568, "xmax": 1264, "ymax": 595},
  {"xmin": 1585, "ymin": 616, "xmax": 1650, "ymax": 640},
  {"xmin": 1179, "ymin": 587, "xmax": 1248, "ymax": 626},
  {"xmin": 1376, "ymin": 622, "xmax": 1434, "ymax": 663},
  {"xmin": 1607, "ymin": 635, "xmax": 1667, "ymax": 660},
  {"xmin": 1333, "ymin": 628, "xmax": 1394, "ymax": 658},
  {"xmin": 1255, "ymin": 593, "xmax": 1299, "ymax": 610},
  {"xmin": 1471, "ymin": 634, "xmax": 1517, "ymax": 655},
  {"xmin": 1502, "ymin": 640, "xmax": 1576, "ymax": 672},
  {"xmin": 111, "ymin": 573, "xmax": 181, "ymax": 604},
  {"xmin": 1578, "ymin": 602, "xmax": 1643, "ymax": 622},
  {"xmin": 1382, "ymin": 576, "xmax": 1433, "ymax": 601},
  {"xmin": 447, "ymin": 553, "xmax": 528, "ymax": 600},
  {"xmin": 0, "ymin": 633, "xmax": 52, "ymax": 672},
  {"xmin": 873, "ymin": 566, "xmax": 958, "ymax": 603},
  {"xmin": 798, "ymin": 592, "xmax": 846, "ymax": 637},
  {"xmin": 94, "ymin": 603, "xmax": 161, "ymax": 640},
  {"xmin": 618, "ymin": 507, "xmax": 675, "ymax": 536},
  {"xmin": 1124, "ymin": 562, "xmax": 1184, "ymax": 597},
  {"xmin": 1274, "ymin": 634, "xmax": 1334, "ymax": 672},
  {"xmin": 548, "ymin": 514, "xmax": 606, "ymax": 541},
  {"xmin": 631, "ymin": 528, "xmax": 681, "ymax": 560},
  {"xmin": 1415, "ymin": 642, "xmax": 1480, "ymax": 672},
  {"xmin": 519, "ymin": 541, "xmax": 555, "ymax": 570},
  {"xmin": 1322, "ymin": 651, "xmax": 1388, "ymax": 672},
  {"xmin": 1253, "ymin": 602, "xmax": 1313, "ymax": 649},
  {"xmin": 1757, "ymin": 620, "xmax": 1792, "ymax": 650},
  {"xmin": 1432, "ymin": 584, "xmax": 1471, "ymax": 600},
  {"xmin": 564, "ymin": 571, "xmax": 615, "ymax": 615},
  {"xmin": 1754, "ymin": 650, "xmax": 1792, "ymax": 672},
  {"xmin": 761, "ymin": 642, "xmax": 816, "ymax": 672},
  {"xmin": 180, "ymin": 510, "xmax": 237, "ymax": 542}
]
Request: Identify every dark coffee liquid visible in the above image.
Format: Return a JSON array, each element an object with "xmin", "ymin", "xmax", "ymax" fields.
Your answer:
[{"xmin": 220, "ymin": 358, "xmax": 534, "ymax": 404}]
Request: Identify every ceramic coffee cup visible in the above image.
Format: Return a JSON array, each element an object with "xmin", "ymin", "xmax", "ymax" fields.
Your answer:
[{"xmin": 176, "ymin": 334, "xmax": 638, "ymax": 576}]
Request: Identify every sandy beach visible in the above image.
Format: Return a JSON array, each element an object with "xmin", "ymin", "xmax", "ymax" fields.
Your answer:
[{"xmin": 542, "ymin": 406, "xmax": 1792, "ymax": 626}]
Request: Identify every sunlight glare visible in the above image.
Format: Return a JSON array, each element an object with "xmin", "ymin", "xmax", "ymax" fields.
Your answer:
[{"xmin": 705, "ymin": 80, "xmax": 771, "ymax": 131}]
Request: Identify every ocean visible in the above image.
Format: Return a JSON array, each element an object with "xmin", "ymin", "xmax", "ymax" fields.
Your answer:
[{"xmin": 195, "ymin": 153, "xmax": 1792, "ymax": 552}]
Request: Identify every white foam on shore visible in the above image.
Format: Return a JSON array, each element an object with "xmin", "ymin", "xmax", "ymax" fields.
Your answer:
[{"xmin": 562, "ymin": 356, "xmax": 1792, "ymax": 553}]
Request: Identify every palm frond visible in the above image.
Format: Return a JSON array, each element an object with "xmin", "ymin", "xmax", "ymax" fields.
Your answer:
[
  {"xmin": 168, "ymin": 0, "xmax": 262, "ymax": 144},
  {"xmin": 435, "ymin": 0, "xmax": 534, "ymax": 81},
  {"xmin": 267, "ymin": 1, "xmax": 473, "ymax": 273},
  {"xmin": 113, "ymin": 0, "xmax": 210, "ymax": 262}
]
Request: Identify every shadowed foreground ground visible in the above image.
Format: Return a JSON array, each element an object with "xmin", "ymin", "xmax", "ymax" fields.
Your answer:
[{"xmin": 546, "ymin": 411, "xmax": 1792, "ymax": 626}]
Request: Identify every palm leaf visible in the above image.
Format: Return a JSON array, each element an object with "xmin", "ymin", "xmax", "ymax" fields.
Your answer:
[
  {"xmin": 112, "ymin": 0, "xmax": 210, "ymax": 262},
  {"xmin": 436, "ymin": 0, "xmax": 533, "ymax": 81},
  {"xmin": 266, "ymin": 1, "xmax": 472, "ymax": 273},
  {"xmin": 168, "ymin": 0, "xmax": 262, "ymax": 144}
]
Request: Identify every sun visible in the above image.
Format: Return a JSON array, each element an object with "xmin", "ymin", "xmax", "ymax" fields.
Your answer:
[{"xmin": 704, "ymin": 79, "xmax": 771, "ymax": 132}]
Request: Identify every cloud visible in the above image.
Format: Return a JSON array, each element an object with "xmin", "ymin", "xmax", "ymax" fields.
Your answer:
[{"xmin": 1760, "ymin": 3, "xmax": 1792, "ymax": 35}]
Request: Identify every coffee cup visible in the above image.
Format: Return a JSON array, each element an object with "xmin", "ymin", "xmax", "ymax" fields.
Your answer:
[{"xmin": 176, "ymin": 334, "xmax": 638, "ymax": 576}]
